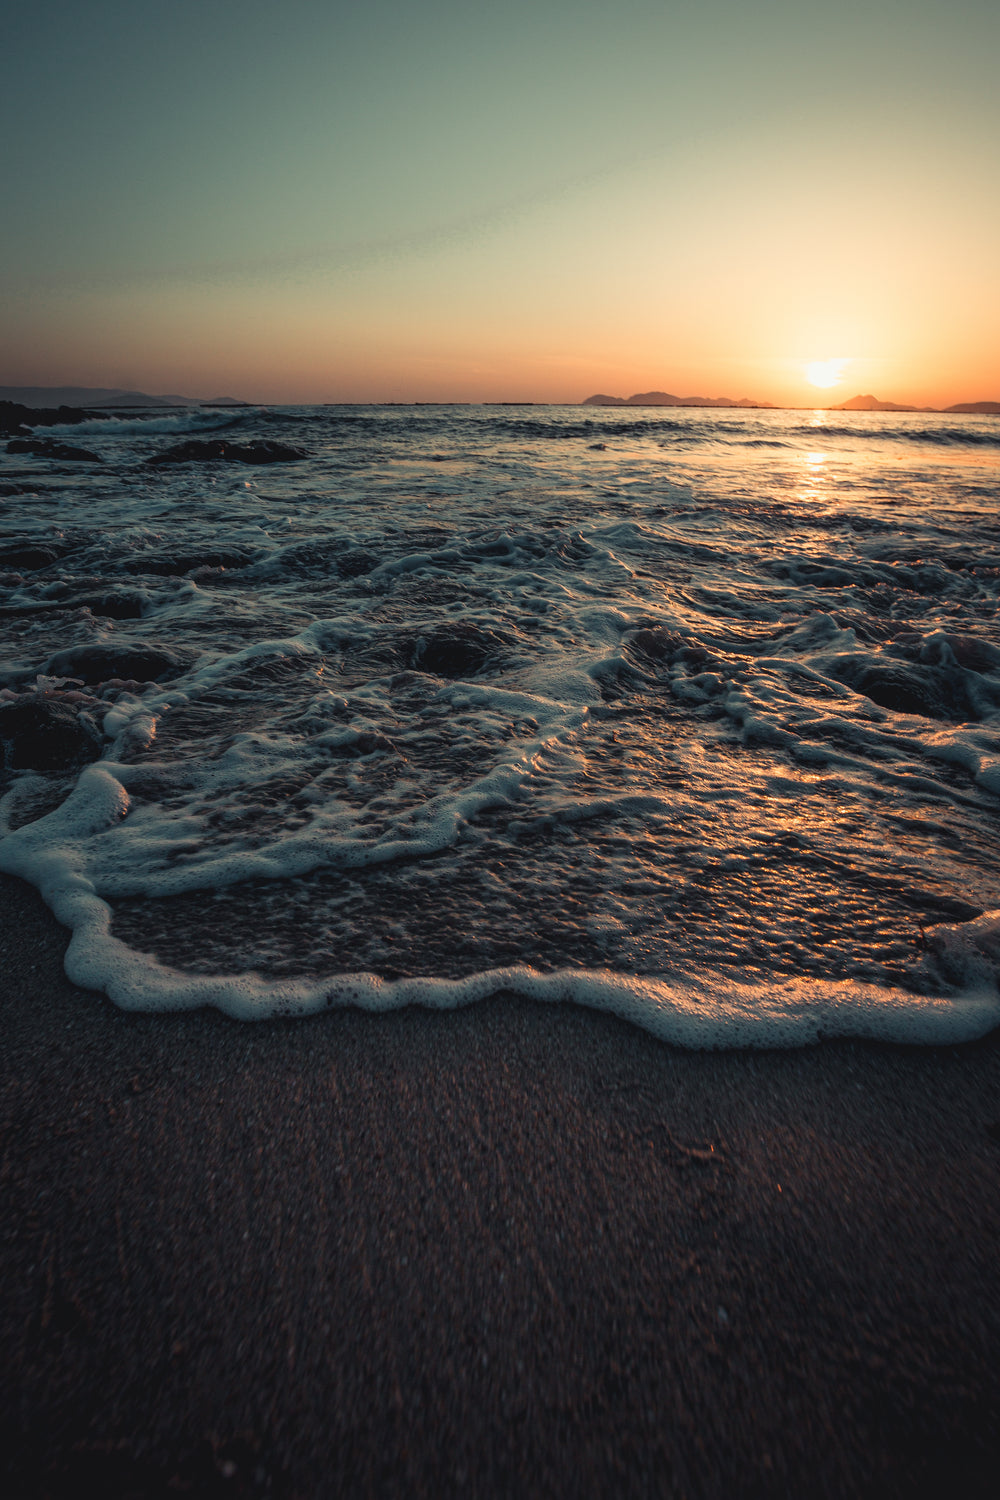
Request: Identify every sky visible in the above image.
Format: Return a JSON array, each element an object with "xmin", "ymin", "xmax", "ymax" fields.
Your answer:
[{"xmin": 2, "ymin": 0, "xmax": 998, "ymax": 407}]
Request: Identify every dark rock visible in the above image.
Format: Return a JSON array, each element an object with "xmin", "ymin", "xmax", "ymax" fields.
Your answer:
[
  {"xmin": 0, "ymin": 401, "xmax": 93, "ymax": 437},
  {"xmin": 931, "ymin": 634, "xmax": 1000, "ymax": 674},
  {"xmin": 630, "ymin": 628, "xmax": 687, "ymax": 662},
  {"xmin": 146, "ymin": 439, "xmax": 308, "ymax": 466},
  {"xmin": 0, "ymin": 696, "xmax": 103, "ymax": 772},
  {"xmin": 407, "ymin": 623, "xmax": 512, "ymax": 678},
  {"xmin": 888, "ymin": 633, "xmax": 1000, "ymax": 675},
  {"xmin": 768, "ymin": 559, "xmax": 858, "ymax": 588},
  {"xmin": 43, "ymin": 642, "xmax": 195, "ymax": 684},
  {"xmin": 255, "ymin": 539, "xmax": 355, "ymax": 579},
  {"xmin": 828, "ymin": 657, "xmax": 977, "ymax": 722},
  {"xmin": 627, "ymin": 628, "xmax": 712, "ymax": 670},
  {"xmin": 0, "ymin": 539, "xmax": 71, "ymax": 571},
  {"xmin": 318, "ymin": 729, "xmax": 397, "ymax": 758},
  {"xmin": 888, "ymin": 562, "xmax": 948, "ymax": 595},
  {"xmin": 6, "ymin": 438, "xmax": 102, "ymax": 462},
  {"xmin": 78, "ymin": 591, "xmax": 147, "ymax": 620},
  {"xmin": 336, "ymin": 550, "xmax": 378, "ymax": 578},
  {"xmin": 121, "ymin": 548, "xmax": 257, "ymax": 577}
]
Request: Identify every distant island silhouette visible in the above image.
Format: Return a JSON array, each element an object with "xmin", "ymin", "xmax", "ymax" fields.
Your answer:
[
  {"xmin": 832, "ymin": 394, "xmax": 1000, "ymax": 414},
  {"xmin": 582, "ymin": 391, "xmax": 772, "ymax": 408},
  {"xmin": 0, "ymin": 386, "xmax": 248, "ymax": 410},
  {"xmin": 831, "ymin": 394, "xmax": 934, "ymax": 413},
  {"xmin": 582, "ymin": 390, "xmax": 1000, "ymax": 414}
]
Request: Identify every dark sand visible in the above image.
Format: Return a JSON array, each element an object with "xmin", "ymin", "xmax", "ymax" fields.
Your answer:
[{"xmin": 2, "ymin": 872, "xmax": 999, "ymax": 1499}]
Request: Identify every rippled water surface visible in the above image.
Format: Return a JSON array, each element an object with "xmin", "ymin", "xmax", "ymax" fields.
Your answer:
[{"xmin": 2, "ymin": 404, "xmax": 1000, "ymax": 1044}]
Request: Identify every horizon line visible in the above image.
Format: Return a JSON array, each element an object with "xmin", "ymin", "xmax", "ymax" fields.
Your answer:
[{"xmin": 2, "ymin": 385, "xmax": 999, "ymax": 415}]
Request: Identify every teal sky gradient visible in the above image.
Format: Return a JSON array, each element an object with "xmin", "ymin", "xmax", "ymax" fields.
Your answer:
[{"xmin": 3, "ymin": 0, "xmax": 998, "ymax": 403}]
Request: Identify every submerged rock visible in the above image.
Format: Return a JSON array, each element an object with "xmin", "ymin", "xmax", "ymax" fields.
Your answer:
[
  {"xmin": 627, "ymin": 628, "xmax": 713, "ymax": 671},
  {"xmin": 252, "ymin": 538, "xmax": 374, "ymax": 580},
  {"xmin": 0, "ymin": 696, "xmax": 103, "ymax": 772},
  {"xmin": 829, "ymin": 656, "xmax": 978, "ymax": 722},
  {"xmin": 77, "ymin": 590, "xmax": 147, "ymax": 620},
  {"xmin": 0, "ymin": 539, "xmax": 72, "ymax": 571},
  {"xmin": 924, "ymin": 633, "xmax": 1000, "ymax": 674},
  {"xmin": 146, "ymin": 439, "xmax": 308, "ymax": 466},
  {"xmin": 43, "ymin": 642, "xmax": 195, "ymax": 684},
  {"xmin": 120, "ymin": 547, "xmax": 258, "ymax": 577},
  {"xmin": 6, "ymin": 437, "xmax": 102, "ymax": 462},
  {"xmin": 407, "ymin": 623, "xmax": 512, "ymax": 678},
  {"xmin": 335, "ymin": 549, "xmax": 378, "ymax": 578},
  {"xmin": 0, "ymin": 400, "xmax": 93, "ymax": 437}
]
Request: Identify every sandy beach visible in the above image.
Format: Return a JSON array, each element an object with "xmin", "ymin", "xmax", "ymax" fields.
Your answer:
[{"xmin": 1, "ymin": 869, "xmax": 999, "ymax": 1497}]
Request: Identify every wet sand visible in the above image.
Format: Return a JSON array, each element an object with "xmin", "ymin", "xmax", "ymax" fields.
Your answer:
[{"xmin": 1, "ymin": 870, "xmax": 999, "ymax": 1498}]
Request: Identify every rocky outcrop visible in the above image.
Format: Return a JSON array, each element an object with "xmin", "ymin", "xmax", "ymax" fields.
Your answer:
[
  {"xmin": 0, "ymin": 400, "xmax": 94, "ymax": 437},
  {"xmin": 826, "ymin": 656, "xmax": 979, "ymax": 722},
  {"xmin": 42, "ymin": 642, "xmax": 195, "ymax": 684},
  {"xmin": 0, "ymin": 539, "xmax": 73, "ymax": 571},
  {"xmin": 0, "ymin": 696, "xmax": 103, "ymax": 772},
  {"xmin": 6, "ymin": 438, "xmax": 102, "ymax": 462},
  {"xmin": 120, "ymin": 547, "xmax": 258, "ymax": 577},
  {"xmin": 146, "ymin": 439, "xmax": 308, "ymax": 466},
  {"xmin": 75, "ymin": 591, "xmax": 147, "ymax": 620}
]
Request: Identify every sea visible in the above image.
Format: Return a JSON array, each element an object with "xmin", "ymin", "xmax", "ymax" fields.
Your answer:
[{"xmin": 2, "ymin": 402, "xmax": 1000, "ymax": 1047}]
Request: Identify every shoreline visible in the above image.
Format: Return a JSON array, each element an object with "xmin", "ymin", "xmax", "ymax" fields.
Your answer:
[{"xmin": 2, "ymin": 870, "xmax": 999, "ymax": 1497}]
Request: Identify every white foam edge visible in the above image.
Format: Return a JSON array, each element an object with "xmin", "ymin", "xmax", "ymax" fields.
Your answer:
[
  {"xmin": 39, "ymin": 893, "xmax": 1000, "ymax": 1045},
  {"xmin": 4, "ymin": 756, "xmax": 999, "ymax": 1048},
  {"xmin": 3, "ymin": 820, "xmax": 999, "ymax": 1044}
]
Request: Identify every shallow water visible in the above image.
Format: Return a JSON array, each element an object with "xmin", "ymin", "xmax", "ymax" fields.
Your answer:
[{"xmin": 2, "ymin": 403, "xmax": 1000, "ymax": 1044}]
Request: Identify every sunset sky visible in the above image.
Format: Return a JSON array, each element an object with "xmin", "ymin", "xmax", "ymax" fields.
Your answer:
[{"xmin": 2, "ymin": 0, "xmax": 997, "ymax": 407}]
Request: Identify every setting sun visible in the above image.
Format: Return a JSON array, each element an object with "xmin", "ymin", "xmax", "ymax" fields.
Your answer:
[{"xmin": 805, "ymin": 359, "xmax": 849, "ymax": 390}]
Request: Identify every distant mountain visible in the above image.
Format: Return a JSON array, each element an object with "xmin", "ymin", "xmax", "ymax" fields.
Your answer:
[
  {"xmin": 582, "ymin": 391, "xmax": 772, "ymax": 408},
  {"xmin": 0, "ymin": 385, "xmax": 248, "ymax": 409},
  {"xmin": 832, "ymin": 394, "xmax": 934, "ymax": 412},
  {"xmin": 944, "ymin": 400, "xmax": 1000, "ymax": 415}
]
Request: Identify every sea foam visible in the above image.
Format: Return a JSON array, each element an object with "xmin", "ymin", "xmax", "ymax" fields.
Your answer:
[{"xmin": 2, "ymin": 403, "xmax": 999, "ymax": 1044}]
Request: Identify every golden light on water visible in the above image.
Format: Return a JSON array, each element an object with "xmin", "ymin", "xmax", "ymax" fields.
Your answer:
[
  {"xmin": 805, "ymin": 358, "xmax": 849, "ymax": 389},
  {"xmin": 797, "ymin": 449, "xmax": 829, "ymax": 505}
]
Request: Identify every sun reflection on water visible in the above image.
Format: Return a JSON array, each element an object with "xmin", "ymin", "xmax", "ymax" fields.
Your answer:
[{"xmin": 798, "ymin": 448, "xmax": 828, "ymax": 503}]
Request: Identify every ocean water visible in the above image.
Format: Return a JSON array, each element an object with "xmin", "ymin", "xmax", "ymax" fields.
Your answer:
[{"xmin": 2, "ymin": 402, "xmax": 1000, "ymax": 1046}]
